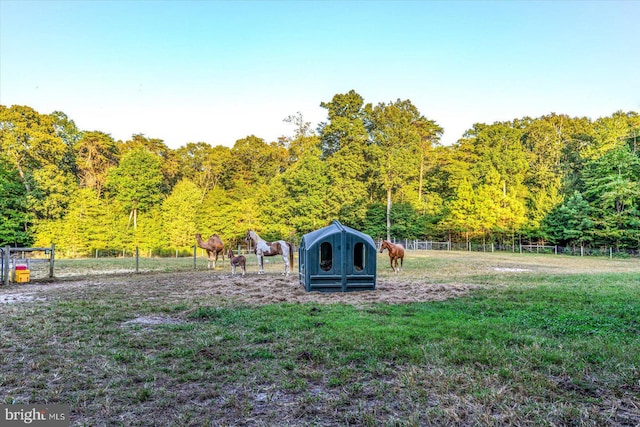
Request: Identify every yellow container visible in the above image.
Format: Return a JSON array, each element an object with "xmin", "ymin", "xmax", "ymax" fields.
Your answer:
[{"xmin": 14, "ymin": 269, "xmax": 30, "ymax": 283}]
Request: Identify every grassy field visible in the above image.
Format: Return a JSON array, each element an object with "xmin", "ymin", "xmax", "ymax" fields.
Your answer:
[{"xmin": 1, "ymin": 251, "xmax": 639, "ymax": 426}]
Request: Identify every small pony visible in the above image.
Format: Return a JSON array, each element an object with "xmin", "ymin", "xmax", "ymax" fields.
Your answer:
[
  {"xmin": 380, "ymin": 240, "xmax": 405, "ymax": 273},
  {"xmin": 228, "ymin": 248, "xmax": 246, "ymax": 277}
]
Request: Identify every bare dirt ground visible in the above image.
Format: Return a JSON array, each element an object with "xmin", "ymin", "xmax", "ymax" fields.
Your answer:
[{"xmin": 0, "ymin": 270, "xmax": 478, "ymax": 307}]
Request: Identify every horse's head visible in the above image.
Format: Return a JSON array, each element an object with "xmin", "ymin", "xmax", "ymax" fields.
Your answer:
[
  {"xmin": 380, "ymin": 240, "xmax": 389, "ymax": 253},
  {"xmin": 245, "ymin": 230, "xmax": 253, "ymax": 243}
]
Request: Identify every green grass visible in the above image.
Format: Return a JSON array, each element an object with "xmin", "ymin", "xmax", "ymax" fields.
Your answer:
[{"xmin": 1, "ymin": 252, "xmax": 639, "ymax": 425}]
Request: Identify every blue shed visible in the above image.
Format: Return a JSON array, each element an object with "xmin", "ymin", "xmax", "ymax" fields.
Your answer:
[{"xmin": 298, "ymin": 220, "xmax": 376, "ymax": 292}]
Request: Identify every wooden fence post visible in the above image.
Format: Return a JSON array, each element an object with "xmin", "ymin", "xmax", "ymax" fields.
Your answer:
[
  {"xmin": 3, "ymin": 246, "xmax": 9, "ymax": 286},
  {"xmin": 50, "ymin": 244, "xmax": 55, "ymax": 278}
]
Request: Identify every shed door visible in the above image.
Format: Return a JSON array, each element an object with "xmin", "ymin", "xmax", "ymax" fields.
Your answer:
[
  {"xmin": 353, "ymin": 241, "xmax": 365, "ymax": 272},
  {"xmin": 320, "ymin": 241, "xmax": 333, "ymax": 271}
]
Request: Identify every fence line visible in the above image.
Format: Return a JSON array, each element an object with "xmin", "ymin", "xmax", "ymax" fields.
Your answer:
[
  {"xmin": 4, "ymin": 241, "xmax": 636, "ymax": 284},
  {"xmin": 1, "ymin": 245, "xmax": 55, "ymax": 286},
  {"xmin": 381, "ymin": 239, "xmax": 638, "ymax": 258}
]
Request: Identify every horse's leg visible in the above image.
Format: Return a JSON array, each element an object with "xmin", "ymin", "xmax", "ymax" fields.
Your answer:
[
  {"xmin": 400, "ymin": 256, "xmax": 404, "ymax": 272},
  {"xmin": 241, "ymin": 264, "xmax": 246, "ymax": 276},
  {"xmin": 282, "ymin": 253, "xmax": 290, "ymax": 276},
  {"xmin": 257, "ymin": 254, "xmax": 264, "ymax": 274},
  {"xmin": 214, "ymin": 251, "xmax": 218, "ymax": 270},
  {"xmin": 207, "ymin": 250, "xmax": 212, "ymax": 270},
  {"xmin": 231, "ymin": 264, "xmax": 235, "ymax": 276},
  {"xmin": 389, "ymin": 256, "xmax": 395, "ymax": 271}
]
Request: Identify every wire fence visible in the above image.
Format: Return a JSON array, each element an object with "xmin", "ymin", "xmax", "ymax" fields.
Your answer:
[
  {"xmin": 383, "ymin": 239, "xmax": 640, "ymax": 258},
  {"xmin": 2, "ymin": 239, "xmax": 638, "ymax": 285},
  {"xmin": 1, "ymin": 245, "xmax": 55, "ymax": 286},
  {"xmin": 0, "ymin": 244, "xmax": 279, "ymax": 284}
]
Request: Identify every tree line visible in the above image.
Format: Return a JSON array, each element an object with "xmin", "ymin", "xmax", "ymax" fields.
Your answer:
[{"xmin": 1, "ymin": 90, "xmax": 639, "ymax": 257}]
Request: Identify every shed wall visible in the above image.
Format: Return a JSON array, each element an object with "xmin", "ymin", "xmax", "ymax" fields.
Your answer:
[{"xmin": 299, "ymin": 221, "xmax": 376, "ymax": 292}]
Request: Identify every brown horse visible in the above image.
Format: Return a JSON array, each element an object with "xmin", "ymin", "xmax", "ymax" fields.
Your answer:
[
  {"xmin": 380, "ymin": 240, "xmax": 404, "ymax": 273},
  {"xmin": 195, "ymin": 233, "xmax": 224, "ymax": 269},
  {"xmin": 228, "ymin": 248, "xmax": 246, "ymax": 276},
  {"xmin": 245, "ymin": 230, "xmax": 294, "ymax": 276}
]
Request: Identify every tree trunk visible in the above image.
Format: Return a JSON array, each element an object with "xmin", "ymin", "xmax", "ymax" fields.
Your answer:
[
  {"xmin": 386, "ymin": 187, "xmax": 392, "ymax": 241},
  {"xmin": 15, "ymin": 162, "xmax": 31, "ymax": 193},
  {"xmin": 418, "ymin": 152, "xmax": 424, "ymax": 203}
]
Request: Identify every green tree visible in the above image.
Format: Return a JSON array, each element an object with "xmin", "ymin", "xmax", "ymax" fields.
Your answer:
[
  {"xmin": 176, "ymin": 142, "xmax": 232, "ymax": 201},
  {"xmin": 443, "ymin": 178, "xmax": 482, "ymax": 245},
  {"xmin": 119, "ymin": 134, "xmax": 179, "ymax": 194},
  {"xmin": 0, "ymin": 156, "xmax": 31, "ymax": 246},
  {"xmin": 318, "ymin": 90, "xmax": 371, "ymax": 157},
  {"xmin": 521, "ymin": 116, "xmax": 567, "ymax": 231},
  {"xmin": 390, "ymin": 203, "xmax": 422, "ymax": 239},
  {"xmin": 33, "ymin": 188, "xmax": 113, "ymax": 257},
  {"xmin": 75, "ymin": 131, "xmax": 119, "ymax": 196},
  {"xmin": 263, "ymin": 154, "xmax": 330, "ymax": 236},
  {"xmin": 590, "ymin": 111, "xmax": 639, "ymax": 159},
  {"xmin": 283, "ymin": 111, "xmax": 321, "ymax": 161},
  {"xmin": 29, "ymin": 165, "xmax": 78, "ymax": 221},
  {"xmin": 369, "ymin": 99, "xmax": 424, "ymax": 240},
  {"xmin": 542, "ymin": 191, "xmax": 593, "ymax": 247},
  {"xmin": 200, "ymin": 187, "xmax": 244, "ymax": 244},
  {"xmin": 51, "ymin": 110, "xmax": 82, "ymax": 177},
  {"xmin": 0, "ymin": 106, "xmax": 79, "ymax": 224},
  {"xmin": 583, "ymin": 146, "xmax": 640, "ymax": 248},
  {"xmin": 105, "ymin": 147, "xmax": 164, "ymax": 229},
  {"xmin": 413, "ymin": 117, "xmax": 443, "ymax": 204},
  {"xmin": 443, "ymin": 122, "xmax": 528, "ymax": 243},
  {"xmin": 362, "ymin": 204, "xmax": 387, "ymax": 239},
  {"xmin": 0, "ymin": 106, "xmax": 68, "ymax": 191},
  {"xmin": 229, "ymin": 136, "xmax": 289, "ymax": 188},
  {"xmin": 134, "ymin": 207, "xmax": 166, "ymax": 256},
  {"xmin": 162, "ymin": 179, "xmax": 202, "ymax": 251},
  {"xmin": 318, "ymin": 91, "xmax": 373, "ymax": 227}
]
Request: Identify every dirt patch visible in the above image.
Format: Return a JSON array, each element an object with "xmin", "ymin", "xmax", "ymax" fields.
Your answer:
[
  {"xmin": 206, "ymin": 274, "xmax": 478, "ymax": 305},
  {"xmin": 121, "ymin": 316, "xmax": 185, "ymax": 326},
  {"xmin": 492, "ymin": 267, "xmax": 531, "ymax": 272},
  {"xmin": 0, "ymin": 271, "xmax": 478, "ymax": 307},
  {"xmin": 0, "ymin": 292, "xmax": 46, "ymax": 304}
]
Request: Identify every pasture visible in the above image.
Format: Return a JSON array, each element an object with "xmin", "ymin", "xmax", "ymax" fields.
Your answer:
[{"xmin": 1, "ymin": 251, "xmax": 639, "ymax": 426}]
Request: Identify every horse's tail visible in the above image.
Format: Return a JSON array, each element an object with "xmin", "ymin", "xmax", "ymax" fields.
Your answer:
[{"xmin": 288, "ymin": 242, "xmax": 294, "ymax": 268}]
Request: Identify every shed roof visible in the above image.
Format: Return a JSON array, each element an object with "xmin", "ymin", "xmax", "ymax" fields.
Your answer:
[{"xmin": 301, "ymin": 220, "xmax": 375, "ymax": 248}]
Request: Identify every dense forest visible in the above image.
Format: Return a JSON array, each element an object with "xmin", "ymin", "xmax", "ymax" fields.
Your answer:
[{"xmin": 1, "ymin": 90, "xmax": 639, "ymax": 257}]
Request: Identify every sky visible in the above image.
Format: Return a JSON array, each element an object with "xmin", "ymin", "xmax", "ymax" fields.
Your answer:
[{"xmin": 1, "ymin": 0, "xmax": 639, "ymax": 148}]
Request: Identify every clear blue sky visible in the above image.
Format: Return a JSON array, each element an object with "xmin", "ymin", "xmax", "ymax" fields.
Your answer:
[{"xmin": 1, "ymin": 0, "xmax": 638, "ymax": 148}]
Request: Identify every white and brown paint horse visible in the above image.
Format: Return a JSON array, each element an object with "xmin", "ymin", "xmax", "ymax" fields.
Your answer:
[
  {"xmin": 245, "ymin": 230, "xmax": 294, "ymax": 276},
  {"xmin": 380, "ymin": 240, "xmax": 404, "ymax": 273},
  {"xmin": 228, "ymin": 248, "xmax": 246, "ymax": 276}
]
